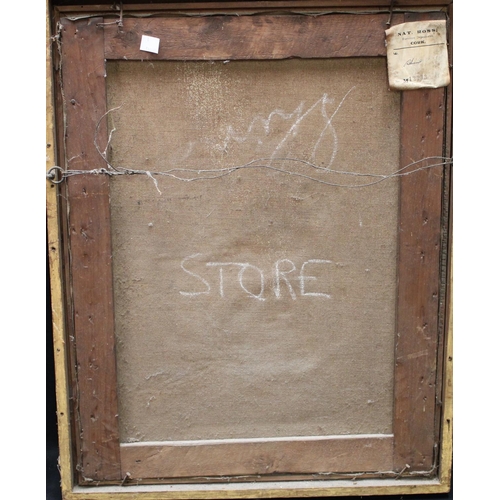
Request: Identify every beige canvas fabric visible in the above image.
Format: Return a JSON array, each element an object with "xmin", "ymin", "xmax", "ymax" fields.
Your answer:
[{"xmin": 106, "ymin": 58, "xmax": 400, "ymax": 442}]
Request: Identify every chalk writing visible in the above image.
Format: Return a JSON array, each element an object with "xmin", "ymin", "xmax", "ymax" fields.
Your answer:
[
  {"xmin": 273, "ymin": 259, "xmax": 297, "ymax": 299},
  {"xmin": 81, "ymin": 102, "xmax": 452, "ymax": 190},
  {"xmin": 179, "ymin": 254, "xmax": 333, "ymax": 300},
  {"xmin": 172, "ymin": 88, "xmax": 357, "ymax": 170},
  {"xmin": 299, "ymin": 260, "xmax": 334, "ymax": 298},
  {"xmin": 179, "ymin": 254, "xmax": 211, "ymax": 296},
  {"xmin": 207, "ymin": 262, "xmax": 266, "ymax": 301}
]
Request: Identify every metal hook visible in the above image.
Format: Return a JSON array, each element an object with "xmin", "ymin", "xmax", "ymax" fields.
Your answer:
[
  {"xmin": 46, "ymin": 166, "xmax": 65, "ymax": 184},
  {"xmin": 118, "ymin": 2, "xmax": 124, "ymax": 30},
  {"xmin": 386, "ymin": 0, "xmax": 396, "ymax": 27}
]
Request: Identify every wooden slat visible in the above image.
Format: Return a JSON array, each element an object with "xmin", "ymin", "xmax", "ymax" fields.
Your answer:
[
  {"xmin": 104, "ymin": 14, "xmax": 389, "ymax": 60},
  {"xmin": 439, "ymin": 3, "xmax": 453, "ymax": 489},
  {"xmin": 61, "ymin": 16, "xmax": 121, "ymax": 482},
  {"xmin": 394, "ymin": 86, "xmax": 445, "ymax": 472},
  {"xmin": 56, "ymin": 1, "xmax": 454, "ymax": 13},
  {"xmin": 392, "ymin": 10, "xmax": 448, "ymax": 474},
  {"xmin": 121, "ymin": 435, "xmax": 394, "ymax": 479},
  {"xmin": 46, "ymin": 1, "xmax": 75, "ymax": 495}
]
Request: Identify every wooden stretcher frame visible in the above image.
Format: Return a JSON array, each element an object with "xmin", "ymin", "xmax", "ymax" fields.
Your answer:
[{"xmin": 46, "ymin": 1, "xmax": 453, "ymax": 498}]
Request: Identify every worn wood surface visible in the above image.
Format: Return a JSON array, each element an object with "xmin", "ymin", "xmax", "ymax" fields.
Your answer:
[
  {"xmin": 56, "ymin": 1, "xmax": 453, "ymax": 13},
  {"xmin": 104, "ymin": 14, "xmax": 392, "ymax": 60},
  {"xmin": 420, "ymin": 9, "xmax": 451, "ymax": 478},
  {"xmin": 121, "ymin": 435, "xmax": 393, "ymax": 478},
  {"xmin": 440, "ymin": 239, "xmax": 453, "ymax": 488},
  {"xmin": 394, "ymin": 86, "xmax": 445, "ymax": 471},
  {"xmin": 46, "ymin": 0, "xmax": 74, "ymax": 496},
  {"xmin": 52, "ymin": 13, "xmax": 81, "ymax": 487},
  {"xmin": 66, "ymin": 479, "xmax": 449, "ymax": 500},
  {"xmin": 60, "ymin": 16, "xmax": 121, "ymax": 482},
  {"xmin": 392, "ymin": 10, "xmax": 448, "ymax": 473},
  {"xmin": 439, "ymin": 2, "xmax": 453, "ymax": 490}
]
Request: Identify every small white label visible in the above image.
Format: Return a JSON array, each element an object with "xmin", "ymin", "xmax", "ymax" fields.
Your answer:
[
  {"xmin": 140, "ymin": 35, "xmax": 160, "ymax": 54},
  {"xmin": 385, "ymin": 20, "xmax": 450, "ymax": 90}
]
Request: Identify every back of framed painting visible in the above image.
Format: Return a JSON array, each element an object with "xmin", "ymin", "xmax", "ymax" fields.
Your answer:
[{"xmin": 47, "ymin": 2, "xmax": 452, "ymax": 498}]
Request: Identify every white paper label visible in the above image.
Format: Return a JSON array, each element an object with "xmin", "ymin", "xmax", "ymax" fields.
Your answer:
[
  {"xmin": 140, "ymin": 35, "xmax": 160, "ymax": 54},
  {"xmin": 385, "ymin": 20, "xmax": 450, "ymax": 90}
]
